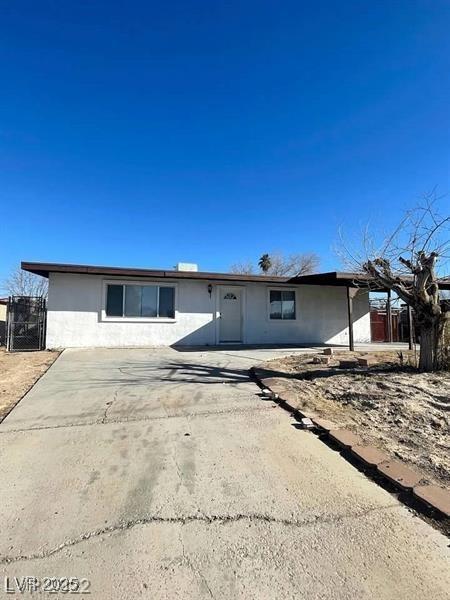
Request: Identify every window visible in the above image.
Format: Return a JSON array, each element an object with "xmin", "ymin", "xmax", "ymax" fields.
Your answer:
[
  {"xmin": 269, "ymin": 290, "xmax": 296, "ymax": 320},
  {"xmin": 158, "ymin": 287, "xmax": 175, "ymax": 318},
  {"xmin": 106, "ymin": 284, "xmax": 175, "ymax": 318},
  {"xmin": 106, "ymin": 285, "xmax": 123, "ymax": 317}
]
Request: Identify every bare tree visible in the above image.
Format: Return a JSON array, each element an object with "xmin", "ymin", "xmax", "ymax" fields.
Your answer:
[
  {"xmin": 338, "ymin": 194, "xmax": 450, "ymax": 371},
  {"xmin": 231, "ymin": 252, "xmax": 320, "ymax": 276},
  {"xmin": 266, "ymin": 252, "xmax": 320, "ymax": 276},
  {"xmin": 4, "ymin": 265, "xmax": 48, "ymax": 298},
  {"xmin": 229, "ymin": 261, "xmax": 254, "ymax": 275}
]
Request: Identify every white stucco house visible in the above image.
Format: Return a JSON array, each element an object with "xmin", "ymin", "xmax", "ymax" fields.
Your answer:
[{"xmin": 22, "ymin": 261, "xmax": 372, "ymax": 349}]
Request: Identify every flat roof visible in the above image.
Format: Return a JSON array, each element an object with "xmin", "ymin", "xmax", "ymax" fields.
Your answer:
[{"xmin": 21, "ymin": 261, "xmax": 450, "ymax": 290}]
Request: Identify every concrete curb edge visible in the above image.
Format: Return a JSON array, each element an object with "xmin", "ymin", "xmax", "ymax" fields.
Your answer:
[{"xmin": 250, "ymin": 366, "xmax": 450, "ymax": 520}]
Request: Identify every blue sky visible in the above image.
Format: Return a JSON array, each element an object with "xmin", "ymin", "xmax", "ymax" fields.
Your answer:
[{"xmin": 1, "ymin": 1, "xmax": 449, "ymax": 288}]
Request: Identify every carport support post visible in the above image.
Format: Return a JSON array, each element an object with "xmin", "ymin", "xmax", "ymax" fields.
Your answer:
[
  {"xmin": 407, "ymin": 304, "xmax": 414, "ymax": 350},
  {"xmin": 386, "ymin": 289, "xmax": 393, "ymax": 343},
  {"xmin": 346, "ymin": 286, "xmax": 356, "ymax": 351}
]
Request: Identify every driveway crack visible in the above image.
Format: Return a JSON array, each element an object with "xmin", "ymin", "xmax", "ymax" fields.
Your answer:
[
  {"xmin": 172, "ymin": 438, "xmax": 183, "ymax": 488},
  {"xmin": 179, "ymin": 525, "xmax": 214, "ymax": 598},
  {"xmin": 0, "ymin": 404, "xmax": 273, "ymax": 435},
  {"xmin": 99, "ymin": 389, "xmax": 120, "ymax": 424},
  {"xmin": 1, "ymin": 504, "xmax": 399, "ymax": 565}
]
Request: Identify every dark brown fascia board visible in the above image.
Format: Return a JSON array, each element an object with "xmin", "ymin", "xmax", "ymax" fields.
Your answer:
[
  {"xmin": 293, "ymin": 271, "xmax": 450, "ymax": 291},
  {"xmin": 291, "ymin": 271, "xmax": 379, "ymax": 288},
  {"xmin": 20, "ymin": 262, "xmax": 292, "ymax": 284},
  {"xmin": 21, "ymin": 261, "xmax": 361, "ymax": 285},
  {"xmin": 291, "ymin": 271, "xmax": 364, "ymax": 284},
  {"xmin": 21, "ymin": 262, "xmax": 359, "ymax": 284}
]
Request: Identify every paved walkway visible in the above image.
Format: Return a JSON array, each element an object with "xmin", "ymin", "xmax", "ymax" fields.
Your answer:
[{"xmin": 0, "ymin": 347, "xmax": 448, "ymax": 599}]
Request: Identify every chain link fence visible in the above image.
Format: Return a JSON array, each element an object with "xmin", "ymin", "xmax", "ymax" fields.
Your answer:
[{"xmin": 6, "ymin": 296, "xmax": 47, "ymax": 351}]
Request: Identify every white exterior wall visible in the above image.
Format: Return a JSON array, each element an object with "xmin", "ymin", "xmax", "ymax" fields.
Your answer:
[
  {"xmin": 46, "ymin": 273, "xmax": 370, "ymax": 348},
  {"xmin": 244, "ymin": 283, "xmax": 370, "ymax": 345}
]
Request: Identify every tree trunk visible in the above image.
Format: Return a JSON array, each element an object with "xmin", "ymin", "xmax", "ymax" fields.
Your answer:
[
  {"xmin": 418, "ymin": 316, "xmax": 444, "ymax": 371},
  {"xmin": 419, "ymin": 325, "xmax": 435, "ymax": 371}
]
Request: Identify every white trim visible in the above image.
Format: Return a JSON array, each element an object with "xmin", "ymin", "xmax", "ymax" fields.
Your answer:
[
  {"xmin": 215, "ymin": 284, "xmax": 246, "ymax": 344},
  {"xmin": 101, "ymin": 279, "xmax": 178, "ymax": 323},
  {"xmin": 266, "ymin": 287, "xmax": 298, "ymax": 322}
]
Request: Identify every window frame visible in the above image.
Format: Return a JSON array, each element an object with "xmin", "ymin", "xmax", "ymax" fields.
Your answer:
[
  {"xmin": 267, "ymin": 287, "xmax": 297, "ymax": 322},
  {"xmin": 102, "ymin": 279, "xmax": 177, "ymax": 322}
]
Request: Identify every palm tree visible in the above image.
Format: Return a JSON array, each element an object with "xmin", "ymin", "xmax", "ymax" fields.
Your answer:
[{"xmin": 258, "ymin": 254, "xmax": 272, "ymax": 274}]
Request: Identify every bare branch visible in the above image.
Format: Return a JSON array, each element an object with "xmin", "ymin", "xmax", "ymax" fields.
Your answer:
[
  {"xmin": 337, "ymin": 193, "xmax": 450, "ymax": 371},
  {"xmin": 230, "ymin": 252, "xmax": 320, "ymax": 277},
  {"xmin": 3, "ymin": 265, "xmax": 48, "ymax": 298},
  {"xmin": 229, "ymin": 261, "xmax": 255, "ymax": 275}
]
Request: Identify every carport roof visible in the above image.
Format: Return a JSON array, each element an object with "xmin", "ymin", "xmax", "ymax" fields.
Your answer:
[{"xmin": 21, "ymin": 261, "xmax": 450, "ymax": 290}]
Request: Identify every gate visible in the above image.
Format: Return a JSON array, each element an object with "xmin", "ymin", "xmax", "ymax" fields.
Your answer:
[
  {"xmin": 6, "ymin": 296, "xmax": 47, "ymax": 351},
  {"xmin": 370, "ymin": 308, "xmax": 400, "ymax": 342}
]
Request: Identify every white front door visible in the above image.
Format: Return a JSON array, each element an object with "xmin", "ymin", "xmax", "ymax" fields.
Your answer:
[{"xmin": 219, "ymin": 287, "xmax": 243, "ymax": 343}]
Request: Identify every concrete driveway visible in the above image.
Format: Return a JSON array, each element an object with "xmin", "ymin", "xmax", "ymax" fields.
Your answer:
[{"xmin": 0, "ymin": 347, "xmax": 448, "ymax": 599}]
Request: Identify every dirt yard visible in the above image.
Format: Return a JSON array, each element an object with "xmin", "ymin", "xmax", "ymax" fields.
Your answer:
[
  {"xmin": 261, "ymin": 351, "xmax": 450, "ymax": 488},
  {"xmin": 0, "ymin": 348, "xmax": 60, "ymax": 422}
]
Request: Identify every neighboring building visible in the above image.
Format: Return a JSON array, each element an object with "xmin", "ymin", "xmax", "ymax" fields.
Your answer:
[{"xmin": 21, "ymin": 262, "xmax": 372, "ymax": 349}]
